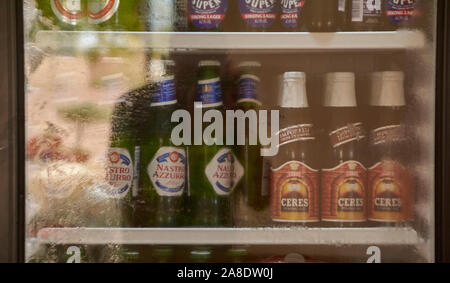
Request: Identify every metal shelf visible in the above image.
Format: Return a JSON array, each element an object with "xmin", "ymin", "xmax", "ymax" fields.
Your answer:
[
  {"xmin": 37, "ymin": 227, "xmax": 424, "ymax": 246},
  {"xmin": 35, "ymin": 31, "xmax": 426, "ymax": 51}
]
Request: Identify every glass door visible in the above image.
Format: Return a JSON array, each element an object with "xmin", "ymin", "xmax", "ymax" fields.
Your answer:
[{"xmin": 24, "ymin": 0, "xmax": 437, "ymax": 263}]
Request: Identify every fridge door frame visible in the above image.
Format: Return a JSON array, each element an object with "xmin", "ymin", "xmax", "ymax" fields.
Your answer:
[
  {"xmin": 0, "ymin": 0, "xmax": 24, "ymax": 263},
  {"xmin": 0, "ymin": 0, "xmax": 447, "ymax": 263}
]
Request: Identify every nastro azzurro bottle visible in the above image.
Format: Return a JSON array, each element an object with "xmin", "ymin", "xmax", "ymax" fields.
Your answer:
[
  {"xmin": 188, "ymin": 61, "xmax": 243, "ymax": 227},
  {"xmin": 140, "ymin": 60, "xmax": 187, "ymax": 227}
]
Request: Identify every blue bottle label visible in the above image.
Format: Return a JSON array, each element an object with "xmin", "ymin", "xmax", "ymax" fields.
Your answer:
[
  {"xmin": 386, "ymin": 0, "xmax": 417, "ymax": 25},
  {"xmin": 151, "ymin": 76, "xmax": 177, "ymax": 106},
  {"xmin": 280, "ymin": 0, "xmax": 305, "ymax": 29},
  {"xmin": 237, "ymin": 74, "xmax": 262, "ymax": 105},
  {"xmin": 148, "ymin": 147, "xmax": 186, "ymax": 197},
  {"xmin": 239, "ymin": 0, "xmax": 278, "ymax": 29},
  {"xmin": 196, "ymin": 78, "xmax": 223, "ymax": 108},
  {"xmin": 188, "ymin": 0, "xmax": 229, "ymax": 30}
]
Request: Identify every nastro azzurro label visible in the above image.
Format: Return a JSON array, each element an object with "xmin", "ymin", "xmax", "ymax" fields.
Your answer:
[
  {"xmin": 148, "ymin": 147, "xmax": 186, "ymax": 197},
  {"xmin": 106, "ymin": 147, "xmax": 133, "ymax": 199},
  {"xmin": 205, "ymin": 148, "xmax": 244, "ymax": 196}
]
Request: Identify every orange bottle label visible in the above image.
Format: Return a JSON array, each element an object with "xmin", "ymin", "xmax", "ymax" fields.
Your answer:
[
  {"xmin": 321, "ymin": 161, "xmax": 367, "ymax": 222},
  {"xmin": 368, "ymin": 160, "xmax": 414, "ymax": 222},
  {"xmin": 270, "ymin": 161, "xmax": 319, "ymax": 222}
]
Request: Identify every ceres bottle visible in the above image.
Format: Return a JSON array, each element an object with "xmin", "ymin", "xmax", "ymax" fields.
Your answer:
[
  {"xmin": 270, "ymin": 72, "xmax": 319, "ymax": 226},
  {"xmin": 321, "ymin": 73, "xmax": 368, "ymax": 227},
  {"xmin": 367, "ymin": 72, "xmax": 414, "ymax": 227}
]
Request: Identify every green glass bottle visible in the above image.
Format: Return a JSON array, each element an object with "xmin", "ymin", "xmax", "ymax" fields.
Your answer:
[
  {"xmin": 151, "ymin": 246, "xmax": 174, "ymax": 263},
  {"xmin": 226, "ymin": 246, "xmax": 249, "ymax": 263},
  {"xmin": 122, "ymin": 250, "xmax": 141, "ymax": 263},
  {"xmin": 234, "ymin": 62, "xmax": 267, "ymax": 227},
  {"xmin": 189, "ymin": 247, "xmax": 212, "ymax": 263},
  {"xmin": 88, "ymin": 0, "xmax": 141, "ymax": 31},
  {"xmin": 188, "ymin": 61, "xmax": 243, "ymax": 227},
  {"xmin": 139, "ymin": 59, "xmax": 187, "ymax": 228},
  {"xmin": 36, "ymin": 0, "xmax": 88, "ymax": 30},
  {"xmin": 108, "ymin": 79, "xmax": 154, "ymax": 227}
]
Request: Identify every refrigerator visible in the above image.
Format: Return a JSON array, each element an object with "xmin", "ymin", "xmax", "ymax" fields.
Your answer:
[{"xmin": 0, "ymin": 0, "xmax": 449, "ymax": 263}]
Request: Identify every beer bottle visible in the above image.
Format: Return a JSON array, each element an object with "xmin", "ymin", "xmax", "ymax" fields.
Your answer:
[
  {"xmin": 88, "ymin": 0, "xmax": 140, "ymax": 31},
  {"xmin": 304, "ymin": 0, "xmax": 338, "ymax": 32},
  {"xmin": 150, "ymin": 246, "xmax": 174, "ymax": 263},
  {"xmin": 109, "ymin": 84, "xmax": 153, "ymax": 227},
  {"xmin": 36, "ymin": 0, "xmax": 88, "ymax": 30},
  {"xmin": 234, "ymin": 62, "xmax": 267, "ymax": 226},
  {"xmin": 188, "ymin": 0, "xmax": 230, "ymax": 32},
  {"xmin": 384, "ymin": 0, "xmax": 422, "ymax": 30},
  {"xmin": 238, "ymin": 0, "xmax": 278, "ymax": 32},
  {"xmin": 188, "ymin": 61, "xmax": 243, "ymax": 227},
  {"xmin": 367, "ymin": 71, "xmax": 414, "ymax": 227},
  {"xmin": 140, "ymin": 59, "xmax": 187, "ymax": 227},
  {"xmin": 226, "ymin": 247, "xmax": 249, "ymax": 263},
  {"xmin": 270, "ymin": 72, "xmax": 319, "ymax": 226},
  {"xmin": 139, "ymin": 0, "xmax": 187, "ymax": 32},
  {"xmin": 350, "ymin": 0, "xmax": 386, "ymax": 31},
  {"xmin": 337, "ymin": 0, "xmax": 351, "ymax": 31},
  {"xmin": 321, "ymin": 72, "xmax": 368, "ymax": 227},
  {"xmin": 122, "ymin": 250, "xmax": 141, "ymax": 263},
  {"xmin": 279, "ymin": 0, "xmax": 306, "ymax": 32},
  {"xmin": 189, "ymin": 247, "xmax": 212, "ymax": 263}
]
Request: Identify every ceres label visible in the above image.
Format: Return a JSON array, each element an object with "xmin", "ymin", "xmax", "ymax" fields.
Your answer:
[
  {"xmin": 368, "ymin": 160, "xmax": 414, "ymax": 222},
  {"xmin": 196, "ymin": 78, "xmax": 223, "ymax": 108},
  {"xmin": 237, "ymin": 74, "xmax": 261, "ymax": 105},
  {"xmin": 188, "ymin": 0, "xmax": 229, "ymax": 29},
  {"xmin": 205, "ymin": 148, "xmax": 243, "ymax": 196},
  {"xmin": 148, "ymin": 147, "xmax": 186, "ymax": 197},
  {"xmin": 270, "ymin": 161, "xmax": 319, "ymax": 222},
  {"xmin": 51, "ymin": 0, "xmax": 85, "ymax": 25},
  {"xmin": 88, "ymin": 0, "xmax": 120, "ymax": 24},
  {"xmin": 321, "ymin": 161, "xmax": 367, "ymax": 222},
  {"xmin": 239, "ymin": 0, "xmax": 277, "ymax": 28},
  {"xmin": 106, "ymin": 148, "xmax": 133, "ymax": 199}
]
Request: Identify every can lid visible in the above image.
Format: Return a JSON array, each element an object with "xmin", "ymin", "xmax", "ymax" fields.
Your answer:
[
  {"xmin": 199, "ymin": 60, "xmax": 221, "ymax": 67},
  {"xmin": 323, "ymin": 72, "xmax": 357, "ymax": 107},
  {"xmin": 237, "ymin": 61, "xmax": 262, "ymax": 68}
]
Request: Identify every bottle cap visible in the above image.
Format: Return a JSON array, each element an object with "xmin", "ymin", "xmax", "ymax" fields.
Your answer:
[
  {"xmin": 238, "ymin": 61, "xmax": 262, "ymax": 68},
  {"xmin": 199, "ymin": 60, "xmax": 221, "ymax": 67},
  {"xmin": 370, "ymin": 71, "xmax": 406, "ymax": 106},
  {"xmin": 278, "ymin": 72, "xmax": 308, "ymax": 108},
  {"xmin": 323, "ymin": 72, "xmax": 357, "ymax": 107}
]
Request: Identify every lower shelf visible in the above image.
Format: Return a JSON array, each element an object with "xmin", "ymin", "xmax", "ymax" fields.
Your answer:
[{"xmin": 36, "ymin": 227, "xmax": 424, "ymax": 246}]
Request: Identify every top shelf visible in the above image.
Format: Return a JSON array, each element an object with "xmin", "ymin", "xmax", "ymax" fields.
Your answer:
[{"xmin": 35, "ymin": 31, "xmax": 426, "ymax": 51}]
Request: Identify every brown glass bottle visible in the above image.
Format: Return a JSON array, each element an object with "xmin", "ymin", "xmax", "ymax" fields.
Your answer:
[
  {"xmin": 367, "ymin": 72, "xmax": 414, "ymax": 227},
  {"xmin": 304, "ymin": 0, "xmax": 338, "ymax": 32},
  {"xmin": 321, "ymin": 73, "xmax": 368, "ymax": 228},
  {"xmin": 270, "ymin": 72, "xmax": 320, "ymax": 227}
]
